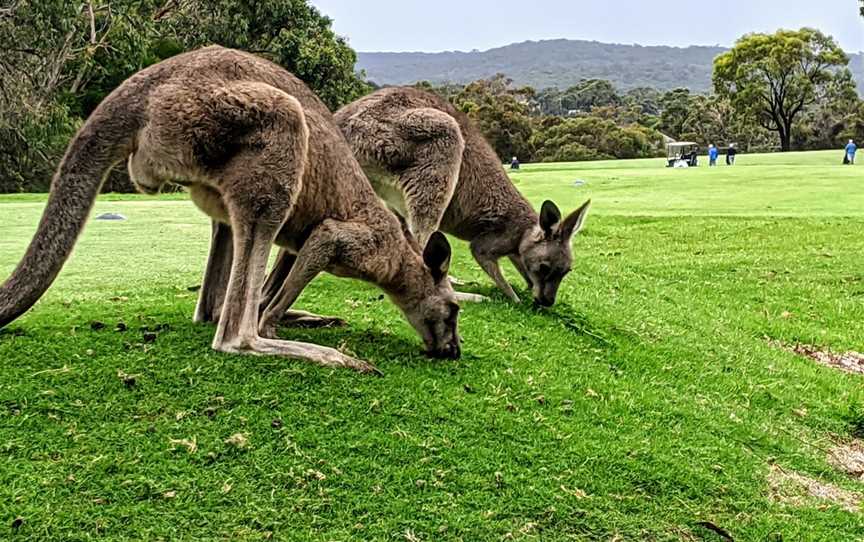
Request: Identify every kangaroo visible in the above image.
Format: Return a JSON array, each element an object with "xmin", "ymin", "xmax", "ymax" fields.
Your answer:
[
  {"xmin": 332, "ymin": 87, "xmax": 591, "ymax": 306},
  {"xmin": 0, "ymin": 47, "xmax": 461, "ymax": 374}
]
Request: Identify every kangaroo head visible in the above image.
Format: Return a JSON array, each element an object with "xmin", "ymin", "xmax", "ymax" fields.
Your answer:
[
  {"xmin": 392, "ymin": 230, "xmax": 461, "ymax": 360},
  {"xmin": 517, "ymin": 199, "xmax": 591, "ymax": 307}
]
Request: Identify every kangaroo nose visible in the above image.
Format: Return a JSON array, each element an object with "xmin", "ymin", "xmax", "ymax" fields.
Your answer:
[
  {"xmin": 428, "ymin": 342, "xmax": 461, "ymax": 360},
  {"xmin": 534, "ymin": 296, "xmax": 554, "ymax": 307}
]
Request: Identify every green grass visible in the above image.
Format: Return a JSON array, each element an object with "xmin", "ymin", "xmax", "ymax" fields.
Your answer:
[{"xmin": 1, "ymin": 149, "xmax": 863, "ymax": 540}]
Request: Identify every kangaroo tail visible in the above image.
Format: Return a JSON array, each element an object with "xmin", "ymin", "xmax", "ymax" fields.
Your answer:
[{"xmin": 0, "ymin": 87, "xmax": 143, "ymax": 328}]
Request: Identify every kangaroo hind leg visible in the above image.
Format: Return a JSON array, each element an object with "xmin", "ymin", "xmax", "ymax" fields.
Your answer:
[
  {"xmin": 208, "ymin": 83, "xmax": 375, "ymax": 374},
  {"xmin": 194, "ymin": 220, "xmax": 233, "ymax": 324},
  {"xmin": 395, "ymin": 108, "xmax": 464, "ymax": 248}
]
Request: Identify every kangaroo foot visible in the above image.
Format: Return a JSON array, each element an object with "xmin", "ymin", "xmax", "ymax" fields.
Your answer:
[
  {"xmin": 455, "ymin": 291, "xmax": 489, "ymax": 303},
  {"xmin": 280, "ymin": 310, "xmax": 346, "ymax": 329},
  {"xmin": 214, "ymin": 337, "xmax": 381, "ymax": 375},
  {"xmin": 448, "ymin": 275, "xmax": 466, "ymax": 286}
]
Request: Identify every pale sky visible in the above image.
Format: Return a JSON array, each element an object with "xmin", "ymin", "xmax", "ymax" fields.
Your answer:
[{"xmin": 309, "ymin": 0, "xmax": 864, "ymax": 52}]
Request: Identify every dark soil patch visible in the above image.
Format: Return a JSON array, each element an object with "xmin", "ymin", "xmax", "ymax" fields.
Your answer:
[{"xmin": 771, "ymin": 340, "xmax": 864, "ymax": 375}]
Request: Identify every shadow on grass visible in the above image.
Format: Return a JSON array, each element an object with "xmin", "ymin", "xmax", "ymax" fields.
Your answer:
[
  {"xmin": 0, "ymin": 327, "xmax": 26, "ymax": 338},
  {"xmin": 461, "ymin": 283, "xmax": 635, "ymax": 350},
  {"xmin": 275, "ymin": 324, "xmax": 480, "ymax": 372}
]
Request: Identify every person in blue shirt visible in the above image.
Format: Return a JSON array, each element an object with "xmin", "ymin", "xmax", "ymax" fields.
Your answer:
[
  {"xmin": 846, "ymin": 140, "xmax": 857, "ymax": 165},
  {"xmin": 708, "ymin": 144, "xmax": 719, "ymax": 167}
]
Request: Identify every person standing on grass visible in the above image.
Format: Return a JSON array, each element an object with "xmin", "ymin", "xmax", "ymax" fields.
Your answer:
[
  {"xmin": 726, "ymin": 143, "xmax": 737, "ymax": 165},
  {"xmin": 845, "ymin": 140, "xmax": 857, "ymax": 165},
  {"xmin": 708, "ymin": 144, "xmax": 719, "ymax": 167}
]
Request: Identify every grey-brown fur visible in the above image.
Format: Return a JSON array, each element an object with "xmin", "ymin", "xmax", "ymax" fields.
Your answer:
[
  {"xmin": 334, "ymin": 87, "xmax": 591, "ymax": 305},
  {"xmin": 0, "ymin": 47, "xmax": 461, "ymax": 372}
]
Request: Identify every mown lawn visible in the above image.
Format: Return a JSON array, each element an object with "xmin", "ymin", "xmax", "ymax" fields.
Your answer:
[{"xmin": 0, "ymin": 150, "xmax": 863, "ymax": 540}]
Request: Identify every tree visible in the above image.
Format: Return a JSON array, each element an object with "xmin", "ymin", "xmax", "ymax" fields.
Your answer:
[
  {"xmin": 532, "ymin": 88, "xmax": 566, "ymax": 117},
  {"xmin": 0, "ymin": 1, "xmax": 160, "ymax": 191},
  {"xmin": 624, "ymin": 87, "xmax": 663, "ymax": 117},
  {"xmin": 559, "ymin": 79, "xmax": 622, "ymax": 113},
  {"xmin": 658, "ymin": 88, "xmax": 692, "ymax": 140},
  {"xmin": 714, "ymin": 28, "xmax": 850, "ymax": 152},
  {"xmin": 0, "ymin": 0, "xmax": 370, "ymax": 192},
  {"xmin": 451, "ymin": 75, "xmax": 535, "ymax": 161},
  {"xmin": 162, "ymin": 0, "xmax": 369, "ymax": 111},
  {"xmin": 680, "ymin": 94, "xmax": 733, "ymax": 146},
  {"xmin": 841, "ymin": 100, "xmax": 864, "ymax": 144},
  {"xmin": 530, "ymin": 117, "xmax": 664, "ymax": 162},
  {"xmin": 793, "ymin": 70, "xmax": 859, "ymax": 150}
]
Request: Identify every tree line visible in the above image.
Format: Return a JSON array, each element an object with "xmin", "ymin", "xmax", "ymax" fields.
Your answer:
[
  {"xmin": 1, "ymin": 1, "xmax": 861, "ymax": 193},
  {"xmin": 412, "ymin": 29, "xmax": 861, "ymax": 163}
]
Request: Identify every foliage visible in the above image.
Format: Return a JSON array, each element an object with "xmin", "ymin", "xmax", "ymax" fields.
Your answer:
[
  {"xmin": 0, "ymin": 1, "xmax": 159, "ymax": 193},
  {"xmin": 793, "ymin": 71, "xmax": 860, "ymax": 151},
  {"xmin": 840, "ymin": 100, "xmax": 864, "ymax": 144},
  {"xmin": 657, "ymin": 88, "xmax": 692, "ymax": 140},
  {"xmin": 714, "ymin": 28, "xmax": 852, "ymax": 151},
  {"xmin": 0, "ymin": 0, "xmax": 369, "ymax": 193},
  {"xmin": 450, "ymin": 75, "xmax": 535, "ymax": 161},
  {"xmin": 557, "ymin": 79, "xmax": 622, "ymax": 114},
  {"xmin": 623, "ymin": 87, "xmax": 663, "ymax": 117},
  {"xmin": 534, "ymin": 81, "xmax": 634, "ymax": 118},
  {"xmin": 160, "ymin": 0, "xmax": 369, "ymax": 112},
  {"xmin": 530, "ymin": 116, "xmax": 664, "ymax": 162}
]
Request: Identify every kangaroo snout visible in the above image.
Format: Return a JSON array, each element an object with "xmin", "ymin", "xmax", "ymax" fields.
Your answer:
[
  {"xmin": 534, "ymin": 295, "xmax": 555, "ymax": 308},
  {"xmin": 428, "ymin": 340, "xmax": 461, "ymax": 360}
]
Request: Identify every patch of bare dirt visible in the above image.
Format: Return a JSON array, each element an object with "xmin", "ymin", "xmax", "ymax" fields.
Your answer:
[
  {"xmin": 770, "ymin": 340, "xmax": 864, "ymax": 375},
  {"xmin": 829, "ymin": 439, "xmax": 864, "ymax": 480},
  {"xmin": 767, "ymin": 465, "xmax": 862, "ymax": 513}
]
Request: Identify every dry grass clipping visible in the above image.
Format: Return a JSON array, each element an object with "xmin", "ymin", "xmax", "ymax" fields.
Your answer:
[{"xmin": 767, "ymin": 465, "xmax": 862, "ymax": 513}]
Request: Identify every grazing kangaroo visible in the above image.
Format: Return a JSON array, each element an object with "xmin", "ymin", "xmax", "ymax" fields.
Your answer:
[
  {"xmin": 333, "ymin": 87, "xmax": 591, "ymax": 306},
  {"xmin": 0, "ymin": 47, "xmax": 461, "ymax": 373}
]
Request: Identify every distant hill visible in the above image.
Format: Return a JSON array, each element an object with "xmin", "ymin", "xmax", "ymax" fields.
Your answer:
[{"xmin": 357, "ymin": 39, "xmax": 864, "ymax": 93}]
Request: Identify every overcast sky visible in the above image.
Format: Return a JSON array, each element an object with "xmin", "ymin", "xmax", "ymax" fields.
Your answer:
[{"xmin": 309, "ymin": 0, "xmax": 864, "ymax": 52}]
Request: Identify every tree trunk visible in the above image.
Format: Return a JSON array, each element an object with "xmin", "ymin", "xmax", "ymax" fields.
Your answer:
[
  {"xmin": 780, "ymin": 117, "xmax": 796, "ymax": 152},
  {"xmin": 778, "ymin": 125, "xmax": 791, "ymax": 152}
]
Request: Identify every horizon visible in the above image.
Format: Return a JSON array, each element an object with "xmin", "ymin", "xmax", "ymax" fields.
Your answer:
[
  {"xmin": 310, "ymin": 0, "xmax": 864, "ymax": 54},
  {"xmin": 355, "ymin": 37, "xmax": 859, "ymax": 56}
]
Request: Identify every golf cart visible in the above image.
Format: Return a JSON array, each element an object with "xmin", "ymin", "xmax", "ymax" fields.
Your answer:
[{"xmin": 666, "ymin": 142, "xmax": 699, "ymax": 168}]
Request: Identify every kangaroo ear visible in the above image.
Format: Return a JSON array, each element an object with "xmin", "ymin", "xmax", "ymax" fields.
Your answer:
[
  {"xmin": 560, "ymin": 199, "xmax": 591, "ymax": 240},
  {"xmin": 539, "ymin": 200, "xmax": 562, "ymax": 237},
  {"xmin": 423, "ymin": 231, "xmax": 451, "ymax": 282}
]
